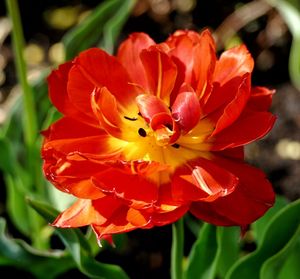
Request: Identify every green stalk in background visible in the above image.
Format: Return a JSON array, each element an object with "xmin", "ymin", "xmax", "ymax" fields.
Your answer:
[
  {"xmin": 171, "ymin": 218, "xmax": 184, "ymax": 279},
  {"xmin": 5, "ymin": 0, "xmax": 47, "ymax": 249},
  {"xmin": 5, "ymin": 0, "xmax": 38, "ymax": 143}
]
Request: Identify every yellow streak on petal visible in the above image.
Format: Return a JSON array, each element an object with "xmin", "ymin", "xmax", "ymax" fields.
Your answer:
[{"xmin": 156, "ymin": 52, "xmax": 162, "ymax": 99}]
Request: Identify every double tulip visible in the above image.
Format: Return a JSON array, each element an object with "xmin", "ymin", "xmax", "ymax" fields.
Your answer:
[{"xmin": 42, "ymin": 29, "xmax": 276, "ymax": 240}]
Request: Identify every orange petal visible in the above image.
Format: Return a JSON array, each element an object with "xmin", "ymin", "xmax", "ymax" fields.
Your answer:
[
  {"xmin": 191, "ymin": 30, "xmax": 216, "ymax": 101},
  {"xmin": 210, "ymin": 110, "xmax": 276, "ymax": 150},
  {"xmin": 140, "ymin": 46, "xmax": 177, "ymax": 105},
  {"xmin": 167, "ymin": 29, "xmax": 216, "ymax": 103},
  {"xmin": 71, "ymin": 48, "xmax": 138, "ymax": 107},
  {"xmin": 136, "ymin": 94, "xmax": 170, "ymax": 123},
  {"xmin": 52, "ymin": 199, "xmax": 107, "ymax": 228},
  {"xmin": 42, "ymin": 117, "xmax": 102, "ymax": 142},
  {"xmin": 117, "ymin": 32, "xmax": 155, "ymax": 88},
  {"xmin": 247, "ymin": 86, "xmax": 275, "ymax": 111},
  {"xmin": 213, "ymin": 44, "xmax": 254, "ymax": 86},
  {"xmin": 172, "ymin": 157, "xmax": 238, "ymax": 202},
  {"xmin": 91, "ymin": 87, "xmax": 123, "ymax": 138},
  {"xmin": 47, "ymin": 62, "xmax": 97, "ymax": 125},
  {"xmin": 92, "ymin": 206, "xmax": 151, "ymax": 239},
  {"xmin": 172, "ymin": 88, "xmax": 201, "ymax": 133},
  {"xmin": 92, "ymin": 166, "xmax": 159, "ymax": 209},
  {"xmin": 190, "ymin": 156, "xmax": 275, "ymax": 226},
  {"xmin": 211, "ymin": 74, "xmax": 251, "ymax": 136}
]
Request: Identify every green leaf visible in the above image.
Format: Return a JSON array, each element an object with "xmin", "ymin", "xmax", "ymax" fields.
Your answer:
[
  {"xmin": 63, "ymin": 0, "xmax": 135, "ymax": 60},
  {"xmin": 278, "ymin": 240, "xmax": 300, "ymax": 279},
  {"xmin": 226, "ymin": 199, "xmax": 300, "ymax": 279},
  {"xmin": 184, "ymin": 214, "xmax": 202, "ymax": 237},
  {"xmin": 0, "ymin": 138, "xmax": 16, "ymax": 174},
  {"xmin": 184, "ymin": 223, "xmax": 218, "ymax": 279},
  {"xmin": 28, "ymin": 198, "xmax": 130, "ymax": 279},
  {"xmin": 260, "ymin": 226, "xmax": 300, "ymax": 279},
  {"xmin": 5, "ymin": 175, "xmax": 32, "ymax": 236},
  {"xmin": 100, "ymin": 0, "xmax": 137, "ymax": 53},
  {"xmin": 252, "ymin": 195, "xmax": 288, "ymax": 246},
  {"xmin": 0, "ymin": 217, "xmax": 74, "ymax": 279},
  {"xmin": 215, "ymin": 226, "xmax": 240, "ymax": 278},
  {"xmin": 266, "ymin": 0, "xmax": 300, "ymax": 90}
]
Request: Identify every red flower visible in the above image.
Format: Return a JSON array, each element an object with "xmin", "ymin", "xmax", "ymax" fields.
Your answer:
[{"xmin": 42, "ymin": 29, "xmax": 276, "ymax": 240}]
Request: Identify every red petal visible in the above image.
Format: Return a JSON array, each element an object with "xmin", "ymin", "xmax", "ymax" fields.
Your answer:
[
  {"xmin": 218, "ymin": 147, "xmax": 244, "ymax": 160},
  {"xmin": 172, "ymin": 88, "xmax": 201, "ymax": 133},
  {"xmin": 190, "ymin": 156, "xmax": 275, "ymax": 226},
  {"xmin": 213, "ymin": 44, "xmax": 254, "ymax": 86},
  {"xmin": 140, "ymin": 46, "xmax": 177, "ymax": 105},
  {"xmin": 166, "ymin": 30, "xmax": 216, "ymax": 105},
  {"xmin": 211, "ymin": 74, "xmax": 251, "ymax": 136},
  {"xmin": 92, "ymin": 166, "xmax": 159, "ymax": 209},
  {"xmin": 191, "ymin": 30, "xmax": 216, "ymax": 100},
  {"xmin": 92, "ymin": 206, "xmax": 151, "ymax": 238},
  {"xmin": 151, "ymin": 205, "xmax": 189, "ymax": 226},
  {"xmin": 150, "ymin": 112, "xmax": 181, "ymax": 145},
  {"xmin": 42, "ymin": 117, "xmax": 102, "ymax": 142},
  {"xmin": 136, "ymin": 94, "xmax": 169, "ymax": 123},
  {"xmin": 47, "ymin": 62, "xmax": 96, "ymax": 125},
  {"xmin": 166, "ymin": 31, "xmax": 195, "ymax": 84},
  {"xmin": 91, "ymin": 87, "xmax": 123, "ymax": 138},
  {"xmin": 172, "ymin": 157, "xmax": 238, "ymax": 202},
  {"xmin": 210, "ymin": 110, "xmax": 276, "ymax": 150},
  {"xmin": 69, "ymin": 48, "xmax": 137, "ymax": 108},
  {"xmin": 52, "ymin": 199, "xmax": 108, "ymax": 228},
  {"xmin": 117, "ymin": 32, "xmax": 155, "ymax": 88},
  {"xmin": 43, "ymin": 133, "xmax": 119, "ymax": 157},
  {"xmin": 247, "ymin": 86, "xmax": 275, "ymax": 111}
]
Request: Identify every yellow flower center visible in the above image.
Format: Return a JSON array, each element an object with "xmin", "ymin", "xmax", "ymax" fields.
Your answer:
[{"xmin": 108, "ymin": 105, "xmax": 214, "ymax": 184}]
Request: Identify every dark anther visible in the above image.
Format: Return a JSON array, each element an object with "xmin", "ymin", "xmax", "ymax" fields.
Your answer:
[
  {"xmin": 138, "ymin": 128, "xmax": 147, "ymax": 137},
  {"xmin": 138, "ymin": 112, "xmax": 142, "ymax": 116},
  {"xmin": 124, "ymin": 116, "xmax": 138, "ymax": 121},
  {"xmin": 165, "ymin": 123, "xmax": 173, "ymax": 131},
  {"xmin": 172, "ymin": 143, "xmax": 180, "ymax": 149}
]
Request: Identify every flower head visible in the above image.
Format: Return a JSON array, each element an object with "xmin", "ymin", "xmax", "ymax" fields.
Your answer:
[{"xmin": 42, "ymin": 29, "xmax": 276, "ymax": 240}]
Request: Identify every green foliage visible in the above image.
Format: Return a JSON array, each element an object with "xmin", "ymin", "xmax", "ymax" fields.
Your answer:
[
  {"xmin": 184, "ymin": 224, "xmax": 240, "ymax": 279},
  {"xmin": 0, "ymin": 218, "xmax": 74, "ymax": 279},
  {"xmin": 63, "ymin": 0, "xmax": 136, "ymax": 59},
  {"xmin": 226, "ymin": 198, "xmax": 300, "ymax": 279},
  {"xmin": 184, "ymin": 197, "xmax": 300, "ymax": 279},
  {"xmin": 266, "ymin": 0, "xmax": 300, "ymax": 90},
  {"xmin": 28, "ymin": 199, "xmax": 129, "ymax": 279},
  {"xmin": 1, "ymin": 0, "xmax": 136, "ymax": 276}
]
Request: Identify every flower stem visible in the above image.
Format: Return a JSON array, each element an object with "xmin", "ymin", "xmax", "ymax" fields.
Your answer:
[
  {"xmin": 6, "ymin": 0, "xmax": 38, "ymax": 143},
  {"xmin": 171, "ymin": 218, "xmax": 184, "ymax": 279},
  {"xmin": 6, "ymin": 0, "xmax": 46, "ymax": 249}
]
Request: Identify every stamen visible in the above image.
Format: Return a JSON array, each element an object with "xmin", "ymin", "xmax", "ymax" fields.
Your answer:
[
  {"xmin": 138, "ymin": 128, "xmax": 147, "ymax": 137},
  {"xmin": 124, "ymin": 116, "xmax": 138, "ymax": 121}
]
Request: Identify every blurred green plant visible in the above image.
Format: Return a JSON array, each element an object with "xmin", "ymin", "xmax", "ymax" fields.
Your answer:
[
  {"xmin": 265, "ymin": 0, "xmax": 300, "ymax": 90},
  {"xmin": 1, "ymin": 0, "xmax": 136, "ymax": 277}
]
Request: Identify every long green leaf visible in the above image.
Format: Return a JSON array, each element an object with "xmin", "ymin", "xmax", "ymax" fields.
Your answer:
[
  {"xmin": 0, "ymin": 218, "xmax": 74, "ymax": 279},
  {"xmin": 252, "ymin": 195, "xmax": 288, "ymax": 246},
  {"xmin": 278, "ymin": 240, "xmax": 300, "ymax": 279},
  {"xmin": 266, "ymin": 0, "xmax": 300, "ymax": 90},
  {"xmin": 100, "ymin": 0, "xmax": 136, "ymax": 53},
  {"xmin": 184, "ymin": 223, "xmax": 218, "ymax": 279},
  {"xmin": 215, "ymin": 226, "xmax": 240, "ymax": 278},
  {"xmin": 63, "ymin": 0, "xmax": 134, "ymax": 60},
  {"xmin": 28, "ymin": 198, "xmax": 129, "ymax": 279},
  {"xmin": 260, "ymin": 226, "xmax": 300, "ymax": 279},
  {"xmin": 226, "ymin": 199, "xmax": 300, "ymax": 279}
]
